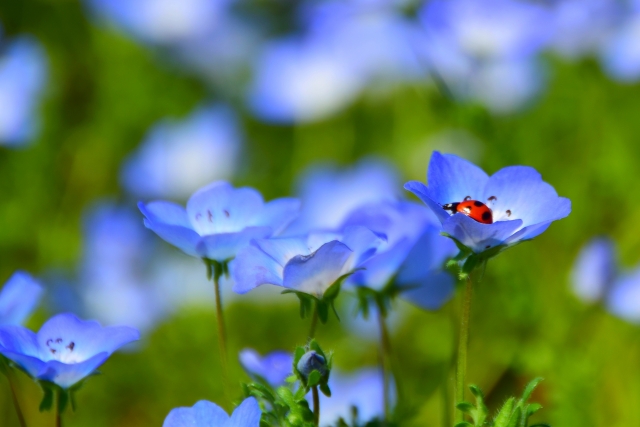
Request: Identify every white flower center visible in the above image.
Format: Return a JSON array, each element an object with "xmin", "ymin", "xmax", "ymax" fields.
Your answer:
[{"xmin": 44, "ymin": 337, "xmax": 84, "ymax": 364}]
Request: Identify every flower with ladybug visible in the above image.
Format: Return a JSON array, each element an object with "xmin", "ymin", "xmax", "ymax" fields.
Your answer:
[{"xmin": 405, "ymin": 151, "xmax": 571, "ymax": 263}]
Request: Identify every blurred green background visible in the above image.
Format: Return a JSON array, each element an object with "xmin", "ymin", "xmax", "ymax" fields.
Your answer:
[{"xmin": 1, "ymin": 1, "xmax": 640, "ymax": 426}]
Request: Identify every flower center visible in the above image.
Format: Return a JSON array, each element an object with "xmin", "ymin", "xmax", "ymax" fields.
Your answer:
[{"xmin": 45, "ymin": 337, "xmax": 83, "ymax": 364}]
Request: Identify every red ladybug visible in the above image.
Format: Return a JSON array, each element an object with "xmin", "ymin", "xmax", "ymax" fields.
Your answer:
[{"xmin": 442, "ymin": 198, "xmax": 493, "ymax": 224}]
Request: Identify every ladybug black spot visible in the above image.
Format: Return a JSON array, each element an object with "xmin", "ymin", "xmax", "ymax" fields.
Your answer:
[
  {"xmin": 482, "ymin": 211, "xmax": 491, "ymax": 221},
  {"xmin": 474, "ymin": 201, "xmax": 483, "ymax": 207}
]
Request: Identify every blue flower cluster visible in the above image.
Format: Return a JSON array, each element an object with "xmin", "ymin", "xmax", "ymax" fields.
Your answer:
[{"xmin": 0, "ymin": 150, "xmax": 572, "ymax": 425}]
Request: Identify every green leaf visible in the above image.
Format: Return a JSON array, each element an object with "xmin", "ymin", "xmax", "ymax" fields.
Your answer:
[
  {"xmin": 307, "ymin": 370, "xmax": 321, "ymax": 387},
  {"xmin": 456, "ymin": 402, "xmax": 474, "ymax": 413},
  {"xmin": 319, "ymin": 382, "xmax": 331, "ymax": 397},
  {"xmin": 454, "ymin": 422, "xmax": 474, "ymax": 427},
  {"xmin": 520, "ymin": 377, "xmax": 543, "ymax": 403},
  {"xmin": 527, "ymin": 403, "xmax": 542, "ymax": 416},
  {"xmin": 285, "ymin": 375, "xmax": 298, "ymax": 383},
  {"xmin": 506, "ymin": 407, "xmax": 521, "ymax": 427},
  {"xmin": 493, "ymin": 397, "xmax": 515, "ymax": 427},
  {"xmin": 39, "ymin": 385, "xmax": 55, "ymax": 412}
]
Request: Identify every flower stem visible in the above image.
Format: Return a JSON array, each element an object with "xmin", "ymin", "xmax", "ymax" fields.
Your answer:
[
  {"xmin": 206, "ymin": 260, "xmax": 230, "ymax": 401},
  {"xmin": 455, "ymin": 262, "xmax": 485, "ymax": 423},
  {"xmin": 312, "ymin": 385, "xmax": 320, "ymax": 426},
  {"xmin": 4, "ymin": 368, "xmax": 27, "ymax": 427},
  {"xmin": 377, "ymin": 309, "xmax": 392, "ymax": 420},
  {"xmin": 55, "ymin": 389, "xmax": 62, "ymax": 427},
  {"xmin": 308, "ymin": 302, "xmax": 319, "ymax": 340}
]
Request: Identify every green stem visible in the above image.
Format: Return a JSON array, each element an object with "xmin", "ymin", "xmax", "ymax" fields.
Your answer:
[
  {"xmin": 455, "ymin": 262, "xmax": 485, "ymax": 423},
  {"xmin": 377, "ymin": 309, "xmax": 392, "ymax": 421},
  {"xmin": 55, "ymin": 389, "xmax": 62, "ymax": 427},
  {"xmin": 312, "ymin": 385, "xmax": 320, "ymax": 426},
  {"xmin": 5, "ymin": 368, "xmax": 27, "ymax": 427},
  {"xmin": 206, "ymin": 260, "xmax": 231, "ymax": 400},
  {"xmin": 308, "ymin": 302, "xmax": 319, "ymax": 340}
]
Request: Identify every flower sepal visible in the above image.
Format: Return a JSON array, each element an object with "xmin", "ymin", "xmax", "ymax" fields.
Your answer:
[
  {"xmin": 204, "ymin": 258, "xmax": 231, "ymax": 282},
  {"xmin": 293, "ymin": 340, "xmax": 332, "ymax": 397},
  {"xmin": 455, "ymin": 377, "xmax": 546, "ymax": 427},
  {"xmin": 283, "ymin": 269, "xmax": 360, "ymax": 324},
  {"xmin": 38, "ymin": 377, "xmax": 89, "ymax": 413}
]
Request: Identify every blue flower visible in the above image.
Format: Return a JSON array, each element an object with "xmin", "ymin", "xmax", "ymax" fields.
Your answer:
[
  {"xmin": 163, "ymin": 397, "xmax": 261, "ymax": 427},
  {"xmin": 0, "ymin": 272, "xmax": 43, "ymax": 325},
  {"xmin": 0, "ymin": 36, "xmax": 48, "ymax": 146},
  {"xmin": 600, "ymin": 6, "xmax": 640, "ymax": 82},
  {"xmin": 317, "ymin": 368, "xmax": 390, "ymax": 425},
  {"xmin": 239, "ymin": 349, "xmax": 293, "ymax": 387},
  {"xmin": 139, "ymin": 181, "xmax": 300, "ymax": 262},
  {"xmin": 285, "ymin": 158, "xmax": 401, "ymax": 235},
  {"xmin": 405, "ymin": 151, "xmax": 571, "ymax": 256},
  {"xmin": 342, "ymin": 201, "xmax": 458, "ymax": 310},
  {"xmin": 232, "ymin": 226, "xmax": 383, "ymax": 298},
  {"xmin": 0, "ymin": 313, "xmax": 139, "ymax": 389},
  {"xmin": 571, "ymin": 237, "xmax": 616, "ymax": 303},
  {"xmin": 121, "ymin": 105, "xmax": 242, "ymax": 200}
]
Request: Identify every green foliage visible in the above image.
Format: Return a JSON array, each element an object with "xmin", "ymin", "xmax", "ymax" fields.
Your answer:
[{"xmin": 456, "ymin": 378, "xmax": 546, "ymax": 427}]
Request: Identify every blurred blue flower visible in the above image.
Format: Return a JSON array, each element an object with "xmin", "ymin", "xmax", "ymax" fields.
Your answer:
[
  {"xmin": 600, "ymin": 4, "xmax": 640, "ymax": 82},
  {"xmin": 163, "ymin": 397, "xmax": 261, "ymax": 427},
  {"xmin": 405, "ymin": 151, "xmax": 571, "ymax": 255},
  {"xmin": 139, "ymin": 181, "xmax": 300, "ymax": 262},
  {"xmin": 86, "ymin": 0, "xmax": 232, "ymax": 46},
  {"xmin": 239, "ymin": 349, "xmax": 293, "ymax": 387},
  {"xmin": 571, "ymin": 237, "xmax": 616, "ymax": 304},
  {"xmin": 79, "ymin": 202, "xmax": 164, "ymax": 332},
  {"xmin": 0, "ymin": 271, "xmax": 43, "ymax": 325},
  {"xmin": 342, "ymin": 201, "xmax": 458, "ymax": 309},
  {"xmin": 0, "ymin": 313, "xmax": 139, "ymax": 388},
  {"xmin": 121, "ymin": 105, "xmax": 242, "ymax": 200},
  {"xmin": 417, "ymin": 0, "xmax": 550, "ymax": 112},
  {"xmin": 0, "ymin": 36, "xmax": 48, "ymax": 146},
  {"xmin": 232, "ymin": 226, "xmax": 384, "ymax": 298},
  {"xmin": 549, "ymin": 0, "xmax": 621, "ymax": 60},
  {"xmin": 286, "ymin": 158, "xmax": 401, "ymax": 235},
  {"xmin": 318, "ymin": 368, "xmax": 389, "ymax": 425}
]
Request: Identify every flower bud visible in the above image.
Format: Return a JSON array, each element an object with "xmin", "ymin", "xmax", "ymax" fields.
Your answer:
[{"xmin": 296, "ymin": 350, "xmax": 327, "ymax": 379}]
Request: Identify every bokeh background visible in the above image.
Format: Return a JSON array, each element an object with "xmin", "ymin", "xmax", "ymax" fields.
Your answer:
[{"xmin": 1, "ymin": 0, "xmax": 640, "ymax": 426}]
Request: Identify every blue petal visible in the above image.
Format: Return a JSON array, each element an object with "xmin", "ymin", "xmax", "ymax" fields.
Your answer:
[
  {"xmin": 607, "ymin": 267, "xmax": 640, "ymax": 323},
  {"xmin": 239, "ymin": 349, "xmax": 293, "ymax": 387},
  {"xmin": 482, "ymin": 166, "xmax": 571, "ymax": 226},
  {"xmin": 36, "ymin": 313, "xmax": 139, "ymax": 361},
  {"xmin": 571, "ymin": 238, "xmax": 617, "ymax": 304},
  {"xmin": 231, "ymin": 244, "xmax": 284, "ymax": 294},
  {"xmin": 0, "ymin": 325, "xmax": 39, "ymax": 356},
  {"xmin": 163, "ymin": 400, "xmax": 229, "ymax": 427},
  {"xmin": 255, "ymin": 198, "xmax": 301, "ymax": 235},
  {"xmin": 228, "ymin": 397, "xmax": 261, "ymax": 427},
  {"xmin": 37, "ymin": 352, "xmax": 110, "ymax": 389},
  {"xmin": 196, "ymin": 227, "xmax": 272, "ymax": 261},
  {"xmin": 186, "ymin": 182, "xmax": 264, "ymax": 235},
  {"xmin": 349, "ymin": 239, "xmax": 414, "ymax": 291},
  {"xmin": 0, "ymin": 349, "xmax": 46, "ymax": 378},
  {"xmin": 139, "ymin": 201, "xmax": 200, "ymax": 257},
  {"xmin": 404, "ymin": 181, "xmax": 450, "ymax": 224},
  {"xmin": 443, "ymin": 213, "xmax": 523, "ymax": 253},
  {"xmin": 341, "ymin": 226, "xmax": 386, "ymax": 267},
  {"xmin": 400, "ymin": 271, "xmax": 455, "ymax": 310},
  {"xmin": 282, "ymin": 241, "xmax": 353, "ymax": 298},
  {"xmin": 138, "ymin": 201, "xmax": 192, "ymax": 228},
  {"xmin": 0, "ymin": 271, "xmax": 43, "ymax": 325},
  {"xmin": 426, "ymin": 152, "xmax": 489, "ymax": 205},
  {"xmin": 253, "ymin": 237, "xmax": 311, "ymax": 266}
]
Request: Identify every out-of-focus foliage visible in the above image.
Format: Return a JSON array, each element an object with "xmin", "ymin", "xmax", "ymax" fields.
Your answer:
[{"xmin": 1, "ymin": 0, "xmax": 640, "ymax": 426}]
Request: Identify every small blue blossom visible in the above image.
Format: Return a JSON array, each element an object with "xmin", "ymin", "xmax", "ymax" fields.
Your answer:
[
  {"xmin": 571, "ymin": 237, "xmax": 616, "ymax": 304},
  {"xmin": 600, "ymin": 5, "xmax": 640, "ymax": 82},
  {"xmin": 317, "ymin": 368, "xmax": 389, "ymax": 425},
  {"xmin": 342, "ymin": 201, "xmax": 458, "ymax": 310},
  {"xmin": 405, "ymin": 151, "xmax": 571, "ymax": 256},
  {"xmin": 239, "ymin": 349, "xmax": 293, "ymax": 387},
  {"xmin": 0, "ymin": 36, "xmax": 48, "ymax": 146},
  {"xmin": 0, "ymin": 313, "xmax": 139, "ymax": 389},
  {"xmin": 296, "ymin": 350, "xmax": 327, "ymax": 380},
  {"xmin": 285, "ymin": 158, "xmax": 401, "ymax": 235},
  {"xmin": 121, "ymin": 105, "xmax": 242, "ymax": 200},
  {"xmin": 163, "ymin": 397, "xmax": 261, "ymax": 427},
  {"xmin": 0, "ymin": 271, "xmax": 43, "ymax": 325},
  {"xmin": 232, "ymin": 226, "xmax": 383, "ymax": 298},
  {"xmin": 139, "ymin": 181, "xmax": 300, "ymax": 262}
]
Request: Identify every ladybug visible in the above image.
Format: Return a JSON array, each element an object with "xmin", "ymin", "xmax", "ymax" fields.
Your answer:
[{"xmin": 442, "ymin": 196, "xmax": 493, "ymax": 224}]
